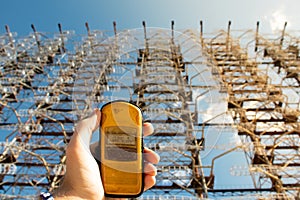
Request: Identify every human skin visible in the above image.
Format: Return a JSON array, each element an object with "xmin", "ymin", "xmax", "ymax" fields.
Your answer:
[{"xmin": 53, "ymin": 109, "xmax": 159, "ymax": 200}]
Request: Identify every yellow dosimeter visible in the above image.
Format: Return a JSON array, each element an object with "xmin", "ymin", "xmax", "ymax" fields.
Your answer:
[{"xmin": 100, "ymin": 101, "xmax": 144, "ymax": 198}]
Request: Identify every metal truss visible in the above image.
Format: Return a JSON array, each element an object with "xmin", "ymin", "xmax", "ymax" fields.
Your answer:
[{"xmin": 0, "ymin": 21, "xmax": 299, "ymax": 199}]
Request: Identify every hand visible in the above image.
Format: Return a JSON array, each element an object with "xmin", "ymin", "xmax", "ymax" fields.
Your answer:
[{"xmin": 53, "ymin": 108, "xmax": 159, "ymax": 200}]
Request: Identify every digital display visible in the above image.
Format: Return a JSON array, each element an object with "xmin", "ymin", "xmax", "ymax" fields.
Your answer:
[
  {"xmin": 107, "ymin": 134, "xmax": 136, "ymax": 146},
  {"xmin": 105, "ymin": 126, "xmax": 138, "ymax": 161}
]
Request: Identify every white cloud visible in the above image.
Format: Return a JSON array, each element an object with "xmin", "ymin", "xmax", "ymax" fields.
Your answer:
[{"xmin": 265, "ymin": 8, "xmax": 290, "ymax": 32}]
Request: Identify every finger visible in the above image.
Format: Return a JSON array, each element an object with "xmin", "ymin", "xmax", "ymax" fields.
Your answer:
[
  {"xmin": 144, "ymin": 147, "xmax": 160, "ymax": 164},
  {"xmin": 144, "ymin": 162, "xmax": 157, "ymax": 176},
  {"xmin": 144, "ymin": 174, "xmax": 156, "ymax": 191},
  {"xmin": 143, "ymin": 122, "xmax": 154, "ymax": 137},
  {"xmin": 75, "ymin": 108, "xmax": 101, "ymax": 148}
]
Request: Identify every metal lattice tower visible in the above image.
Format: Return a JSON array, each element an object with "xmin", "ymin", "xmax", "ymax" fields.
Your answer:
[{"xmin": 0, "ymin": 21, "xmax": 300, "ymax": 199}]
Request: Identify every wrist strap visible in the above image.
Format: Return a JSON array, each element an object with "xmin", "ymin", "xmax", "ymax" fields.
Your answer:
[{"xmin": 40, "ymin": 192, "xmax": 54, "ymax": 200}]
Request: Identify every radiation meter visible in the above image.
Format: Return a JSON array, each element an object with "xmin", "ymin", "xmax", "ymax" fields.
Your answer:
[{"xmin": 99, "ymin": 101, "xmax": 144, "ymax": 198}]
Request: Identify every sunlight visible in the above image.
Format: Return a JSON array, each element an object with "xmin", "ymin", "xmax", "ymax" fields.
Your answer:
[{"xmin": 269, "ymin": 9, "xmax": 288, "ymax": 32}]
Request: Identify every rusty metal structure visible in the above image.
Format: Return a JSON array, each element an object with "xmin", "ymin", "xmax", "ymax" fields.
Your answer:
[{"xmin": 0, "ymin": 21, "xmax": 300, "ymax": 199}]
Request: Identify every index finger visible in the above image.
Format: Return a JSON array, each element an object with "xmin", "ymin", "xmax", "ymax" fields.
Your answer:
[{"xmin": 143, "ymin": 122, "xmax": 154, "ymax": 137}]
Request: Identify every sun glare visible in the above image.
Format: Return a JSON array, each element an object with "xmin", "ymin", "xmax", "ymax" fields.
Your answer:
[{"xmin": 268, "ymin": 9, "xmax": 289, "ymax": 32}]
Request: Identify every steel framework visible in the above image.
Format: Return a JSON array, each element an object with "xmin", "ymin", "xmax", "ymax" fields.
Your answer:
[{"xmin": 0, "ymin": 21, "xmax": 300, "ymax": 199}]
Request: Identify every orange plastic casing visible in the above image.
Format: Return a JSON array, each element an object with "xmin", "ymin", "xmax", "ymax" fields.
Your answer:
[{"xmin": 100, "ymin": 101, "xmax": 144, "ymax": 198}]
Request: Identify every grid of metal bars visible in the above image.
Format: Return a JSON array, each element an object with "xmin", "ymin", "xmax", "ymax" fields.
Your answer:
[{"xmin": 0, "ymin": 21, "xmax": 299, "ymax": 199}]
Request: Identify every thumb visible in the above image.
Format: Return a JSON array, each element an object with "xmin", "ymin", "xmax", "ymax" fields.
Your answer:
[{"xmin": 74, "ymin": 108, "xmax": 101, "ymax": 150}]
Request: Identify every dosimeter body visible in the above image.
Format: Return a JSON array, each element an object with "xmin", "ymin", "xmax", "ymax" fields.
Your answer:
[{"xmin": 100, "ymin": 101, "xmax": 144, "ymax": 198}]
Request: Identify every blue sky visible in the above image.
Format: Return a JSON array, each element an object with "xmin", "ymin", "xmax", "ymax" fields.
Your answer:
[
  {"xmin": 1, "ymin": 0, "xmax": 299, "ymax": 196},
  {"xmin": 0, "ymin": 0, "xmax": 299, "ymax": 36}
]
